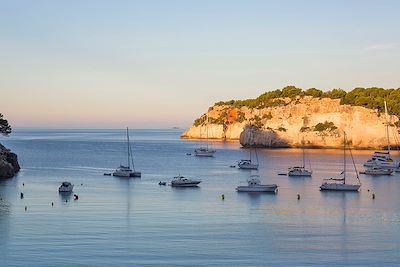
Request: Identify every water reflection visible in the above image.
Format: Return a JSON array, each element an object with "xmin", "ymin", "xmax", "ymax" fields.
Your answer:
[{"xmin": 58, "ymin": 191, "xmax": 73, "ymax": 202}]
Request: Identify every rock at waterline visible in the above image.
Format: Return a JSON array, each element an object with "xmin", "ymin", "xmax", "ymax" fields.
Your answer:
[{"xmin": 0, "ymin": 143, "xmax": 20, "ymax": 178}]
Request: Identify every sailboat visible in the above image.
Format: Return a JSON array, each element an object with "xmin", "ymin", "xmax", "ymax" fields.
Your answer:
[
  {"xmin": 194, "ymin": 113, "xmax": 216, "ymax": 157},
  {"xmin": 363, "ymin": 101, "xmax": 398, "ymax": 170},
  {"xmin": 113, "ymin": 127, "xmax": 141, "ymax": 177},
  {"xmin": 288, "ymin": 137, "xmax": 312, "ymax": 176},
  {"xmin": 320, "ymin": 131, "xmax": 361, "ymax": 191},
  {"xmin": 238, "ymin": 127, "xmax": 259, "ymax": 169}
]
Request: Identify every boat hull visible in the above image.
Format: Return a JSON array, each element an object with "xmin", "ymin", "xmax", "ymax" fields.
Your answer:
[
  {"xmin": 194, "ymin": 150, "xmax": 215, "ymax": 157},
  {"xmin": 171, "ymin": 182, "xmax": 201, "ymax": 187},
  {"xmin": 238, "ymin": 163, "xmax": 259, "ymax": 170},
  {"xmin": 236, "ymin": 185, "xmax": 278, "ymax": 193},
  {"xmin": 288, "ymin": 170, "xmax": 312, "ymax": 177},
  {"xmin": 320, "ymin": 183, "xmax": 360, "ymax": 191},
  {"xmin": 113, "ymin": 171, "xmax": 141, "ymax": 177},
  {"xmin": 363, "ymin": 169, "xmax": 394, "ymax": 175}
]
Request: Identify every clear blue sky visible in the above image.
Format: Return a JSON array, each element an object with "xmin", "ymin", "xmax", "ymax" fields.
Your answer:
[{"xmin": 0, "ymin": 0, "xmax": 399, "ymax": 128}]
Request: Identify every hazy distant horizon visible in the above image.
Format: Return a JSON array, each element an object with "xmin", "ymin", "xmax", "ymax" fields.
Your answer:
[{"xmin": 1, "ymin": 0, "xmax": 399, "ymax": 128}]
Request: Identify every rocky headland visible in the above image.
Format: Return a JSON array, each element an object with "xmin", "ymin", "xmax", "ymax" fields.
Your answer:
[
  {"xmin": 0, "ymin": 143, "xmax": 20, "ymax": 178},
  {"xmin": 182, "ymin": 87, "xmax": 400, "ymax": 149}
]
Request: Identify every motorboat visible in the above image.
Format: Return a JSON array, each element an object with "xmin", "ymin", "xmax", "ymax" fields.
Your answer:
[
  {"xmin": 170, "ymin": 175, "xmax": 201, "ymax": 187},
  {"xmin": 319, "ymin": 131, "xmax": 361, "ymax": 192},
  {"xmin": 194, "ymin": 147, "xmax": 216, "ymax": 157},
  {"xmin": 363, "ymin": 152, "xmax": 397, "ymax": 169},
  {"xmin": 236, "ymin": 175, "xmax": 278, "ymax": 193},
  {"xmin": 238, "ymin": 159, "xmax": 259, "ymax": 170},
  {"xmin": 363, "ymin": 165, "xmax": 394, "ymax": 176},
  {"xmin": 59, "ymin": 181, "xmax": 74, "ymax": 193},
  {"xmin": 158, "ymin": 181, "xmax": 167, "ymax": 186},
  {"xmin": 112, "ymin": 127, "xmax": 141, "ymax": 178},
  {"xmin": 288, "ymin": 166, "xmax": 312, "ymax": 177}
]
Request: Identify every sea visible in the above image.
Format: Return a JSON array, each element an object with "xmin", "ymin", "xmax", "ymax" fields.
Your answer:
[{"xmin": 0, "ymin": 129, "xmax": 399, "ymax": 266}]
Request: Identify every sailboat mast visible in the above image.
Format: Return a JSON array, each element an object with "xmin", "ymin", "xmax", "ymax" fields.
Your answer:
[
  {"xmin": 206, "ymin": 113, "xmax": 209, "ymax": 150},
  {"xmin": 302, "ymin": 137, "xmax": 305, "ymax": 168},
  {"xmin": 343, "ymin": 132, "xmax": 346, "ymax": 184},
  {"xmin": 126, "ymin": 127, "xmax": 130, "ymax": 169},
  {"xmin": 384, "ymin": 101, "xmax": 391, "ymax": 154}
]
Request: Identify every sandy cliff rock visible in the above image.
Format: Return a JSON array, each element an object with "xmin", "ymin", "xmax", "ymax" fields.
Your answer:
[
  {"xmin": 182, "ymin": 97, "xmax": 399, "ymax": 149},
  {"xmin": 0, "ymin": 143, "xmax": 20, "ymax": 178}
]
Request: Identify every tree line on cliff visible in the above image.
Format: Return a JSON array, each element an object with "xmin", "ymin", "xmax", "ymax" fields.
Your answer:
[{"xmin": 214, "ymin": 86, "xmax": 400, "ymax": 123}]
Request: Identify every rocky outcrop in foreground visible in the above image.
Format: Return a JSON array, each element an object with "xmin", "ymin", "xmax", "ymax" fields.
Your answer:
[
  {"xmin": 0, "ymin": 143, "xmax": 20, "ymax": 178},
  {"xmin": 182, "ymin": 97, "xmax": 400, "ymax": 149}
]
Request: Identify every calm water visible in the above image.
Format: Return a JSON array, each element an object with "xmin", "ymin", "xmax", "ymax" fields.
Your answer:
[{"xmin": 0, "ymin": 129, "xmax": 399, "ymax": 266}]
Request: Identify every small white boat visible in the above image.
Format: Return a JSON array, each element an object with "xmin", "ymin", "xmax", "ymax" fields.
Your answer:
[
  {"xmin": 238, "ymin": 159, "xmax": 259, "ymax": 170},
  {"xmin": 238, "ymin": 128, "xmax": 259, "ymax": 170},
  {"xmin": 363, "ymin": 165, "xmax": 394, "ymax": 176},
  {"xmin": 59, "ymin": 181, "xmax": 74, "ymax": 193},
  {"xmin": 288, "ymin": 138, "xmax": 312, "ymax": 177},
  {"xmin": 113, "ymin": 127, "xmax": 141, "ymax": 178},
  {"xmin": 194, "ymin": 147, "xmax": 216, "ymax": 157},
  {"xmin": 320, "ymin": 132, "xmax": 361, "ymax": 192},
  {"xmin": 195, "ymin": 114, "xmax": 216, "ymax": 157},
  {"xmin": 171, "ymin": 175, "xmax": 201, "ymax": 187},
  {"xmin": 236, "ymin": 175, "xmax": 278, "ymax": 193},
  {"xmin": 288, "ymin": 166, "xmax": 312, "ymax": 177},
  {"xmin": 363, "ymin": 102, "xmax": 398, "ymax": 170}
]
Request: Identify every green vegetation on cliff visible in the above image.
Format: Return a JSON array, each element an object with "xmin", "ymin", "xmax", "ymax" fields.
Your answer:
[{"xmin": 214, "ymin": 86, "xmax": 400, "ymax": 118}]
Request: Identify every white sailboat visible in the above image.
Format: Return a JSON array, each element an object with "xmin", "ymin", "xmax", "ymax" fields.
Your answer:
[
  {"xmin": 194, "ymin": 113, "xmax": 216, "ymax": 157},
  {"xmin": 113, "ymin": 127, "xmax": 141, "ymax": 177},
  {"xmin": 288, "ymin": 137, "xmax": 312, "ymax": 176},
  {"xmin": 238, "ymin": 128, "xmax": 259, "ymax": 169},
  {"xmin": 320, "ymin": 132, "xmax": 361, "ymax": 191},
  {"xmin": 363, "ymin": 101, "xmax": 398, "ymax": 169}
]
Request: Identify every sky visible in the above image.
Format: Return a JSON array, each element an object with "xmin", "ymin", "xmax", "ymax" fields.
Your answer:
[{"xmin": 0, "ymin": 0, "xmax": 399, "ymax": 128}]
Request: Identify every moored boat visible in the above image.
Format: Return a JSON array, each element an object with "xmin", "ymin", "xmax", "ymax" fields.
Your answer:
[
  {"xmin": 170, "ymin": 175, "xmax": 201, "ymax": 187},
  {"xmin": 320, "ymin": 131, "xmax": 361, "ymax": 192},
  {"xmin": 236, "ymin": 175, "xmax": 278, "ymax": 193},
  {"xmin": 59, "ymin": 181, "xmax": 74, "ymax": 193},
  {"xmin": 112, "ymin": 127, "xmax": 141, "ymax": 178}
]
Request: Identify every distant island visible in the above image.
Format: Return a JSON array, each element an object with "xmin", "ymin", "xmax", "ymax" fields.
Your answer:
[
  {"xmin": 182, "ymin": 86, "xmax": 400, "ymax": 149},
  {"xmin": 0, "ymin": 114, "xmax": 20, "ymax": 178}
]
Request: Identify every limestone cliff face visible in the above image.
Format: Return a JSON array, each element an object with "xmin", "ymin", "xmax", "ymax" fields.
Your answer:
[
  {"xmin": 181, "ymin": 96, "xmax": 399, "ymax": 149},
  {"xmin": 0, "ymin": 143, "xmax": 20, "ymax": 178}
]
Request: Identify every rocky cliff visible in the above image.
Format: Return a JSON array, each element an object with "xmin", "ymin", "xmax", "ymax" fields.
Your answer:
[
  {"xmin": 182, "ymin": 96, "xmax": 400, "ymax": 149},
  {"xmin": 0, "ymin": 143, "xmax": 20, "ymax": 178}
]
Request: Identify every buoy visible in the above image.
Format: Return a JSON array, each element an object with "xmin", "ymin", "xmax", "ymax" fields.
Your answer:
[
  {"xmin": 372, "ymin": 193, "xmax": 375, "ymax": 199},
  {"xmin": 22, "ymin": 182, "xmax": 24, "ymax": 186},
  {"xmin": 297, "ymin": 194, "xmax": 300, "ymax": 200},
  {"xmin": 51, "ymin": 202, "xmax": 54, "ymax": 206},
  {"xmin": 367, "ymin": 189, "xmax": 370, "ymax": 192},
  {"xmin": 74, "ymin": 194, "xmax": 79, "ymax": 200},
  {"xmin": 20, "ymin": 192, "xmax": 24, "ymax": 199},
  {"xmin": 81, "ymin": 183, "xmax": 83, "ymax": 186},
  {"xmin": 24, "ymin": 206, "xmax": 27, "ymax": 211},
  {"xmin": 66, "ymin": 199, "xmax": 68, "ymax": 203},
  {"xmin": 221, "ymin": 194, "xmax": 225, "ymax": 200}
]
